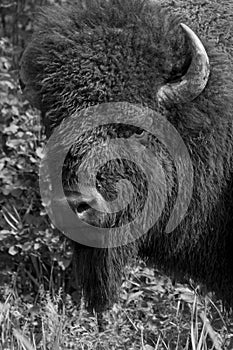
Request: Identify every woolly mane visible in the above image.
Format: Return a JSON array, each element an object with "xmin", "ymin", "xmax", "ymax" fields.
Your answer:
[{"xmin": 20, "ymin": 0, "xmax": 233, "ymax": 311}]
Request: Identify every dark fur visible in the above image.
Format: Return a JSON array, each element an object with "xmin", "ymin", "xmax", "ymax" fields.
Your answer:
[{"xmin": 20, "ymin": 0, "xmax": 233, "ymax": 312}]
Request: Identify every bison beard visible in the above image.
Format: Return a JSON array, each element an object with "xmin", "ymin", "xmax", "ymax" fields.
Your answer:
[
  {"xmin": 73, "ymin": 244, "xmax": 136, "ymax": 312},
  {"xmin": 20, "ymin": 0, "xmax": 233, "ymax": 313}
]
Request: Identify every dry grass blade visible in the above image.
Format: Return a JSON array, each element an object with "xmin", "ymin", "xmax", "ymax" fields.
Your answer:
[
  {"xmin": 13, "ymin": 329, "xmax": 36, "ymax": 350},
  {"xmin": 1, "ymin": 206, "xmax": 19, "ymax": 231},
  {"xmin": 189, "ymin": 294, "xmax": 223, "ymax": 350},
  {"xmin": 199, "ymin": 311, "xmax": 222, "ymax": 350}
]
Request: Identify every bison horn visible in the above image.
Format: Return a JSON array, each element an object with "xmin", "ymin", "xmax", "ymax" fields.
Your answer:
[{"xmin": 157, "ymin": 23, "xmax": 210, "ymax": 105}]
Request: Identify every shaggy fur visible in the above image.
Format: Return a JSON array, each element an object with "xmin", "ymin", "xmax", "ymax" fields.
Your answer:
[{"xmin": 20, "ymin": 0, "xmax": 233, "ymax": 312}]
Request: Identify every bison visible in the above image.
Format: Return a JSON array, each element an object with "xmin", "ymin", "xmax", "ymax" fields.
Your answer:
[{"xmin": 20, "ymin": 0, "xmax": 233, "ymax": 313}]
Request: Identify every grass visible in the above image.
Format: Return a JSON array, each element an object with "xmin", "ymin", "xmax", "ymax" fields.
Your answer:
[{"xmin": 0, "ymin": 264, "xmax": 232, "ymax": 350}]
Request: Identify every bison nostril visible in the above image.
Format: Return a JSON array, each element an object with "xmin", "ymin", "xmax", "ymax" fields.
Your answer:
[{"xmin": 76, "ymin": 202, "xmax": 91, "ymax": 214}]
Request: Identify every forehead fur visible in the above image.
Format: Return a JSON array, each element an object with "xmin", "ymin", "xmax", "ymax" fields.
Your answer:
[
  {"xmin": 20, "ymin": 0, "xmax": 233, "ymax": 136},
  {"xmin": 21, "ymin": 1, "xmax": 189, "ymax": 119}
]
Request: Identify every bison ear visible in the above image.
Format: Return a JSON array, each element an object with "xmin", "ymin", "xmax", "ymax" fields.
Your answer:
[
  {"xmin": 157, "ymin": 23, "xmax": 210, "ymax": 106},
  {"xmin": 19, "ymin": 46, "xmax": 42, "ymax": 110}
]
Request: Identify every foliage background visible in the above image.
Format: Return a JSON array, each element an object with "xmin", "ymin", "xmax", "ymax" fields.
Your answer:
[{"xmin": 0, "ymin": 0, "xmax": 73, "ymax": 299}]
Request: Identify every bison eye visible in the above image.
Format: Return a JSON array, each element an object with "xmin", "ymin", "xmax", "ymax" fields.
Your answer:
[
  {"xmin": 76, "ymin": 202, "xmax": 91, "ymax": 214},
  {"xmin": 132, "ymin": 127, "xmax": 144, "ymax": 136}
]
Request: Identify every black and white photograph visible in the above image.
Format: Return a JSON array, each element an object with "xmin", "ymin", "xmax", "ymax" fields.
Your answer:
[{"xmin": 0, "ymin": 0, "xmax": 233, "ymax": 348}]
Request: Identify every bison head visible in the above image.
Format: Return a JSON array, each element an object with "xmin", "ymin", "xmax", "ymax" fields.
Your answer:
[{"xmin": 20, "ymin": 0, "xmax": 233, "ymax": 313}]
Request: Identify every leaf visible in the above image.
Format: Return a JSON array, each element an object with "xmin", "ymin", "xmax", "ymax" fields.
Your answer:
[
  {"xmin": 0, "ymin": 229, "xmax": 11, "ymax": 240},
  {"xmin": 8, "ymin": 246, "xmax": 19, "ymax": 256},
  {"xmin": 6, "ymin": 138, "xmax": 22, "ymax": 148},
  {"xmin": 21, "ymin": 242, "xmax": 32, "ymax": 252},
  {"xmin": 142, "ymin": 345, "xmax": 154, "ymax": 350},
  {"xmin": 126, "ymin": 290, "xmax": 144, "ymax": 305},
  {"xmin": 0, "ymin": 160, "xmax": 5, "ymax": 172},
  {"xmin": 0, "ymin": 80, "xmax": 15, "ymax": 90},
  {"xmin": 11, "ymin": 106, "xmax": 20, "ymax": 116},
  {"xmin": 143, "ymin": 283, "xmax": 166, "ymax": 294},
  {"xmin": 4, "ymin": 124, "xmax": 19, "ymax": 134},
  {"xmin": 35, "ymin": 147, "xmax": 44, "ymax": 159},
  {"xmin": 0, "ymin": 229, "xmax": 11, "ymax": 235},
  {"xmin": 33, "ymin": 243, "xmax": 41, "ymax": 250},
  {"xmin": 57, "ymin": 257, "xmax": 72, "ymax": 270}
]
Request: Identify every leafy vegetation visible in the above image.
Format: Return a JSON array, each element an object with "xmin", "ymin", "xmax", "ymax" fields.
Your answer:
[
  {"xmin": 0, "ymin": 1, "xmax": 233, "ymax": 349},
  {"xmin": 1, "ymin": 264, "xmax": 233, "ymax": 350}
]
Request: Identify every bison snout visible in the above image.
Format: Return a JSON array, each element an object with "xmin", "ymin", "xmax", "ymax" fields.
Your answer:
[{"xmin": 64, "ymin": 187, "xmax": 108, "ymax": 227}]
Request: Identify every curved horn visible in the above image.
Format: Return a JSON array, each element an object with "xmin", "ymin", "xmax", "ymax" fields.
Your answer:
[{"xmin": 157, "ymin": 23, "xmax": 210, "ymax": 105}]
